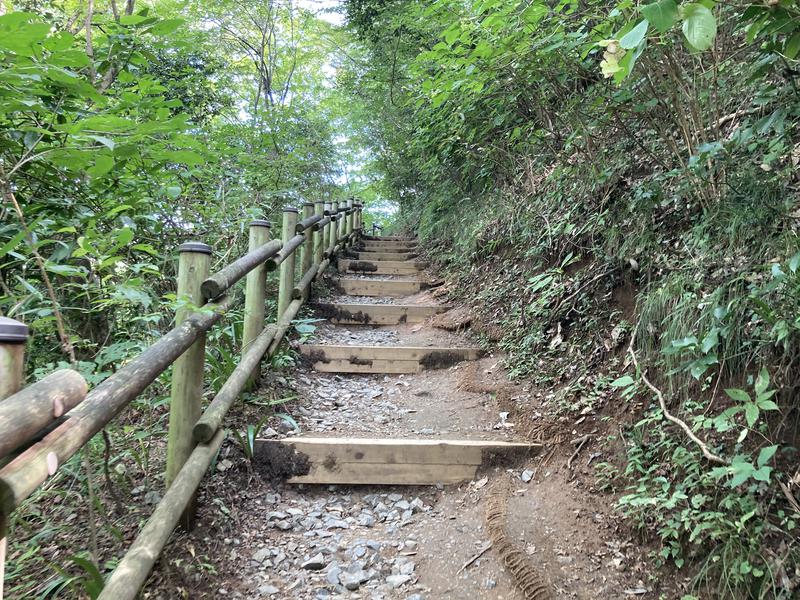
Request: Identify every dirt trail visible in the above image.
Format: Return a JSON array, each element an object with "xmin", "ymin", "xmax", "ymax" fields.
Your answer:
[{"xmin": 146, "ymin": 263, "xmax": 660, "ymax": 600}]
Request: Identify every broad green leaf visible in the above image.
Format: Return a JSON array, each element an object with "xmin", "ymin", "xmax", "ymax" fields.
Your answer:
[
  {"xmin": 756, "ymin": 445, "xmax": 777, "ymax": 467},
  {"xmin": 681, "ymin": 4, "xmax": 717, "ymax": 51},
  {"xmin": 744, "ymin": 403, "xmax": 759, "ymax": 428},
  {"xmin": 785, "ymin": 33, "xmax": 800, "ymax": 60},
  {"xmin": 754, "ymin": 368, "xmax": 770, "ymax": 395},
  {"xmin": 147, "ymin": 18, "xmax": 184, "ymax": 36},
  {"xmin": 611, "ymin": 375, "xmax": 635, "ymax": 387},
  {"xmin": 757, "ymin": 400, "xmax": 779, "ymax": 411},
  {"xmin": 725, "ymin": 388, "xmax": 750, "ymax": 403},
  {"xmin": 620, "ymin": 20, "xmax": 649, "ymax": 49},
  {"xmin": 641, "ymin": 0, "xmax": 679, "ymax": 33}
]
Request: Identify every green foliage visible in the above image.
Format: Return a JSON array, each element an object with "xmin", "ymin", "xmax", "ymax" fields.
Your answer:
[{"xmin": 344, "ymin": 0, "xmax": 799, "ymax": 594}]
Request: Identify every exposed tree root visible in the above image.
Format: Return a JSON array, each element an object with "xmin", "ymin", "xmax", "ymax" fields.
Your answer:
[{"xmin": 485, "ymin": 482, "xmax": 552, "ymax": 600}]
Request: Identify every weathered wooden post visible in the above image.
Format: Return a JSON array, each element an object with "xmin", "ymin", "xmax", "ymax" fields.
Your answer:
[
  {"xmin": 313, "ymin": 200, "xmax": 324, "ymax": 267},
  {"xmin": 346, "ymin": 198, "xmax": 354, "ymax": 239},
  {"xmin": 242, "ymin": 220, "xmax": 270, "ymax": 386},
  {"xmin": 277, "ymin": 207, "xmax": 299, "ymax": 319},
  {"xmin": 165, "ymin": 241, "xmax": 211, "ymax": 530},
  {"xmin": 0, "ymin": 317, "xmax": 28, "ymax": 600},
  {"xmin": 329, "ymin": 200, "xmax": 339, "ymax": 253},
  {"xmin": 300, "ymin": 203, "xmax": 314, "ymax": 299}
]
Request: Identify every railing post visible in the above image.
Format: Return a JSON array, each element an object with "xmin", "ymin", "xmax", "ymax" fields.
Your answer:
[
  {"xmin": 0, "ymin": 317, "xmax": 28, "ymax": 600},
  {"xmin": 242, "ymin": 220, "xmax": 270, "ymax": 387},
  {"xmin": 300, "ymin": 202, "xmax": 314, "ymax": 299},
  {"xmin": 338, "ymin": 199, "xmax": 346, "ymax": 242},
  {"xmin": 346, "ymin": 198, "xmax": 354, "ymax": 240},
  {"xmin": 277, "ymin": 206, "xmax": 298, "ymax": 318},
  {"xmin": 357, "ymin": 202, "xmax": 363, "ymax": 237},
  {"xmin": 313, "ymin": 200, "xmax": 324, "ymax": 267},
  {"xmin": 329, "ymin": 200, "xmax": 339, "ymax": 254},
  {"xmin": 165, "ymin": 241, "xmax": 211, "ymax": 530}
]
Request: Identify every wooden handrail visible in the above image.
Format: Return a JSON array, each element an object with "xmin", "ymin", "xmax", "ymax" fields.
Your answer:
[{"xmin": 0, "ymin": 200, "xmax": 366, "ymax": 600}]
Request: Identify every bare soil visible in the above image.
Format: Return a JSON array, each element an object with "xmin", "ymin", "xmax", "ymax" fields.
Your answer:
[{"xmin": 140, "ymin": 271, "xmax": 680, "ymax": 599}]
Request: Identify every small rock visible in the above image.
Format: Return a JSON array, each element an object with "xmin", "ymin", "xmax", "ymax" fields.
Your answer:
[
  {"xmin": 258, "ymin": 584, "xmax": 279, "ymax": 596},
  {"xmin": 521, "ymin": 469, "xmax": 534, "ymax": 483},
  {"xmin": 301, "ymin": 552, "xmax": 327, "ymax": 570},
  {"xmin": 386, "ymin": 574, "xmax": 411, "ymax": 588}
]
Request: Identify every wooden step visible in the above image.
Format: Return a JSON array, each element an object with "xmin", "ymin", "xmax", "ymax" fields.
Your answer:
[
  {"xmin": 338, "ymin": 259, "xmax": 421, "ymax": 276},
  {"xmin": 363, "ymin": 236, "xmax": 417, "ymax": 242},
  {"xmin": 362, "ymin": 243, "xmax": 418, "ymax": 251},
  {"xmin": 356, "ymin": 251, "xmax": 418, "ymax": 261},
  {"xmin": 300, "ymin": 344, "xmax": 482, "ymax": 373},
  {"xmin": 315, "ymin": 303, "xmax": 449, "ymax": 325},
  {"xmin": 254, "ymin": 438, "xmax": 539, "ymax": 485},
  {"xmin": 335, "ymin": 278, "xmax": 424, "ymax": 297}
]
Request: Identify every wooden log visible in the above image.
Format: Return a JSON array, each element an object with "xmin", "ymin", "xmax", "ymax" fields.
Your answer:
[
  {"xmin": 300, "ymin": 203, "xmax": 314, "ymax": 301},
  {"xmin": 335, "ymin": 278, "xmax": 423, "ymax": 297},
  {"xmin": 241, "ymin": 220, "xmax": 271, "ymax": 387},
  {"xmin": 337, "ymin": 259, "xmax": 421, "ymax": 275},
  {"xmin": 200, "ymin": 238, "xmax": 281, "ymax": 299},
  {"xmin": 293, "ymin": 264, "xmax": 318, "ymax": 299},
  {"xmin": 265, "ymin": 232, "xmax": 304, "ymax": 271},
  {"xmin": 312, "ymin": 215, "xmax": 331, "ymax": 232},
  {"xmin": 0, "ymin": 369, "xmax": 87, "ymax": 458},
  {"xmin": 314, "ymin": 303, "xmax": 450, "ymax": 325},
  {"xmin": 277, "ymin": 207, "xmax": 299, "ymax": 318},
  {"xmin": 255, "ymin": 438, "xmax": 539, "ymax": 485},
  {"xmin": 295, "ymin": 213, "xmax": 322, "ymax": 233},
  {"xmin": 363, "ymin": 235, "xmax": 417, "ymax": 241},
  {"xmin": 0, "ymin": 293, "xmax": 234, "ymax": 517},
  {"xmin": 97, "ymin": 428, "xmax": 225, "ymax": 600},
  {"xmin": 193, "ymin": 325, "xmax": 278, "ymax": 443},
  {"xmin": 268, "ymin": 298, "xmax": 303, "ymax": 356},
  {"xmin": 165, "ymin": 242, "xmax": 211, "ymax": 529}
]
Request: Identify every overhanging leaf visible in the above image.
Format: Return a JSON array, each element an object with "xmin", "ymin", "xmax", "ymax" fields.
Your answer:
[
  {"xmin": 641, "ymin": 0, "xmax": 679, "ymax": 33},
  {"xmin": 681, "ymin": 4, "xmax": 717, "ymax": 51}
]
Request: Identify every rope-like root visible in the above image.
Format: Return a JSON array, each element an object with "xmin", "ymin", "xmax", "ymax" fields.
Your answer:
[{"xmin": 485, "ymin": 483, "xmax": 552, "ymax": 600}]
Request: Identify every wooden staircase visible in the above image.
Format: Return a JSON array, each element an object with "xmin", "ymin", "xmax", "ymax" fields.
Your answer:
[{"xmin": 257, "ymin": 235, "xmax": 538, "ymax": 486}]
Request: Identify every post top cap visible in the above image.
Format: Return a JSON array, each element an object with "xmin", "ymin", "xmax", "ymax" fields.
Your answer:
[
  {"xmin": 0, "ymin": 316, "xmax": 29, "ymax": 343},
  {"xmin": 250, "ymin": 219, "xmax": 271, "ymax": 228},
  {"xmin": 302, "ymin": 202, "xmax": 314, "ymax": 208},
  {"xmin": 314, "ymin": 200, "xmax": 325, "ymax": 205},
  {"xmin": 178, "ymin": 241, "xmax": 212, "ymax": 255},
  {"xmin": 282, "ymin": 206, "xmax": 299, "ymax": 214}
]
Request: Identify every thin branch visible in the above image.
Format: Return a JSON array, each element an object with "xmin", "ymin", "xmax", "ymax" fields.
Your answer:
[{"xmin": 628, "ymin": 329, "xmax": 729, "ymax": 465}]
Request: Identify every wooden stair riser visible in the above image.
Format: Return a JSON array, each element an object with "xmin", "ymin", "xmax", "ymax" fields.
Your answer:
[
  {"xmin": 337, "ymin": 260, "xmax": 421, "ymax": 276},
  {"xmin": 254, "ymin": 438, "xmax": 540, "ymax": 485},
  {"xmin": 363, "ymin": 236, "xmax": 418, "ymax": 242},
  {"xmin": 315, "ymin": 303, "xmax": 449, "ymax": 325},
  {"xmin": 335, "ymin": 279, "xmax": 423, "ymax": 297},
  {"xmin": 300, "ymin": 345, "xmax": 481, "ymax": 373},
  {"xmin": 361, "ymin": 244, "xmax": 418, "ymax": 252},
  {"xmin": 356, "ymin": 251, "xmax": 418, "ymax": 261}
]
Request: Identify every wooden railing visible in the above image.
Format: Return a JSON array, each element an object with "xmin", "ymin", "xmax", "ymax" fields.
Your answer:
[{"xmin": 0, "ymin": 198, "xmax": 364, "ymax": 599}]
